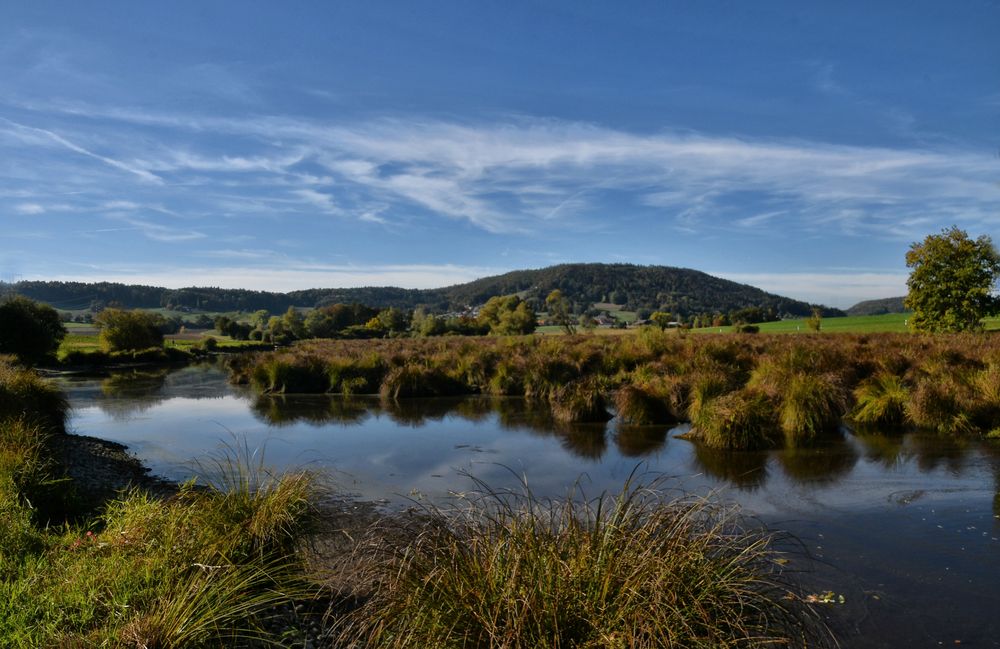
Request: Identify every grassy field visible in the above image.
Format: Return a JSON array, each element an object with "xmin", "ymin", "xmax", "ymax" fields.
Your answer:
[{"xmin": 692, "ymin": 312, "xmax": 1000, "ymax": 334}]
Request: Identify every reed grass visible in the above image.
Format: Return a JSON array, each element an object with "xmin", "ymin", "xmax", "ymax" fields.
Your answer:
[
  {"xmin": 336, "ymin": 474, "xmax": 827, "ymax": 648},
  {"xmin": 230, "ymin": 333, "xmax": 1000, "ymax": 444}
]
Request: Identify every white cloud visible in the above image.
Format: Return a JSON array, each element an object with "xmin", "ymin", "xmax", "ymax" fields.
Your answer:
[{"xmin": 14, "ymin": 203, "xmax": 45, "ymax": 215}]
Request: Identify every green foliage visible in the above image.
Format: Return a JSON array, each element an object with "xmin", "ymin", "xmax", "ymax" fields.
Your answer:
[
  {"xmin": 0, "ymin": 357, "xmax": 68, "ymax": 432},
  {"xmin": 650, "ymin": 310, "xmax": 672, "ymax": 330},
  {"xmin": 338, "ymin": 477, "xmax": 822, "ymax": 648},
  {"xmin": 0, "ymin": 296, "xmax": 66, "ymax": 365},
  {"xmin": 806, "ymin": 307, "xmax": 822, "ymax": 332},
  {"xmin": 545, "ymin": 289, "xmax": 575, "ymax": 334},
  {"xmin": 905, "ymin": 226, "xmax": 1000, "ymax": 332},
  {"xmin": 93, "ymin": 309, "xmax": 165, "ymax": 352},
  {"xmin": 479, "ymin": 295, "xmax": 536, "ymax": 335}
]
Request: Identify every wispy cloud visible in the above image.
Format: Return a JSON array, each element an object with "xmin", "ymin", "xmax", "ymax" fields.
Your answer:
[
  {"xmin": 0, "ymin": 117, "xmax": 162, "ymax": 183},
  {"xmin": 3, "ymin": 100, "xmax": 999, "ymax": 260}
]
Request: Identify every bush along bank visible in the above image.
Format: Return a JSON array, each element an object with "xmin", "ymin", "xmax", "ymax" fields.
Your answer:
[{"xmin": 228, "ymin": 331, "xmax": 1000, "ymax": 449}]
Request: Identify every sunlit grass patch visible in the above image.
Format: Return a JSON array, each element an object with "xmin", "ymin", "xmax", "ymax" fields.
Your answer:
[{"xmin": 337, "ymin": 474, "xmax": 827, "ymax": 648}]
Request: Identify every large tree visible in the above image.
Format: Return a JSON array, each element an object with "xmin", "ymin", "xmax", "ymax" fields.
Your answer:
[
  {"xmin": 0, "ymin": 296, "xmax": 66, "ymax": 364},
  {"xmin": 94, "ymin": 309, "xmax": 165, "ymax": 351},
  {"xmin": 905, "ymin": 226, "xmax": 1000, "ymax": 332}
]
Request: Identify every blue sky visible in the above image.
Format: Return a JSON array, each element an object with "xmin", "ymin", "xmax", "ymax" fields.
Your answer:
[{"xmin": 1, "ymin": 1, "xmax": 998, "ymax": 308}]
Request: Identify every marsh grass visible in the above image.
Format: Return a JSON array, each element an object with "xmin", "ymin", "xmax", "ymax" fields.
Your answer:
[
  {"xmin": 233, "ymin": 333, "xmax": 1000, "ymax": 444},
  {"xmin": 336, "ymin": 474, "xmax": 827, "ymax": 648},
  {"xmin": 852, "ymin": 373, "xmax": 910, "ymax": 428},
  {"xmin": 0, "ymin": 430, "xmax": 323, "ymax": 648},
  {"xmin": 691, "ymin": 389, "xmax": 779, "ymax": 450}
]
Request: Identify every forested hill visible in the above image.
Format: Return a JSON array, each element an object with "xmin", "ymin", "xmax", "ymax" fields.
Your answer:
[
  {"xmin": 5, "ymin": 264, "xmax": 842, "ymax": 319},
  {"xmin": 846, "ymin": 296, "xmax": 908, "ymax": 316}
]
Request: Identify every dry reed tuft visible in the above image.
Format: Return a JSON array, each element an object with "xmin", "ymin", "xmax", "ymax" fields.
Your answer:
[{"xmin": 335, "ymin": 474, "xmax": 828, "ymax": 648}]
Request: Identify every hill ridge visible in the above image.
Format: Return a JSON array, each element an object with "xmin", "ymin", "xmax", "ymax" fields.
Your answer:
[{"xmin": 5, "ymin": 263, "xmax": 844, "ymax": 320}]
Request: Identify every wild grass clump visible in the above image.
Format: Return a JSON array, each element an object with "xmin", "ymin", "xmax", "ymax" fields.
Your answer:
[
  {"xmin": 852, "ymin": 373, "xmax": 910, "ymax": 428},
  {"xmin": 0, "ymin": 356, "xmax": 68, "ymax": 432},
  {"xmin": 337, "ymin": 476, "xmax": 824, "ymax": 648},
  {"xmin": 692, "ymin": 389, "xmax": 779, "ymax": 451},
  {"xmin": 0, "ymin": 443, "xmax": 322, "ymax": 647},
  {"xmin": 613, "ymin": 384, "xmax": 672, "ymax": 425},
  {"xmin": 379, "ymin": 364, "xmax": 471, "ymax": 400},
  {"xmin": 549, "ymin": 380, "xmax": 612, "ymax": 423},
  {"xmin": 251, "ymin": 355, "xmax": 329, "ymax": 393},
  {"xmin": 778, "ymin": 373, "xmax": 849, "ymax": 444}
]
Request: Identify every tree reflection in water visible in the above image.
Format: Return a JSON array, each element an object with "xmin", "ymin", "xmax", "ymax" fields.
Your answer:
[{"xmin": 96, "ymin": 370, "xmax": 170, "ymax": 421}]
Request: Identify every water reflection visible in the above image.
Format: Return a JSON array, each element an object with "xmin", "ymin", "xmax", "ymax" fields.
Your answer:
[
  {"xmin": 95, "ymin": 370, "xmax": 170, "ymax": 421},
  {"xmin": 852, "ymin": 428, "xmax": 908, "ymax": 469},
  {"xmin": 251, "ymin": 395, "xmax": 370, "ymax": 427},
  {"xmin": 690, "ymin": 445, "xmax": 769, "ymax": 490},
  {"xmin": 614, "ymin": 425, "xmax": 668, "ymax": 457},
  {"xmin": 777, "ymin": 435, "xmax": 858, "ymax": 485},
  {"xmin": 59, "ymin": 365, "xmax": 1000, "ymax": 497}
]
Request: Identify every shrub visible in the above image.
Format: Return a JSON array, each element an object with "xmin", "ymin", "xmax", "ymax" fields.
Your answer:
[
  {"xmin": 0, "ymin": 296, "xmax": 66, "ymax": 365},
  {"xmin": 94, "ymin": 309, "xmax": 165, "ymax": 352}
]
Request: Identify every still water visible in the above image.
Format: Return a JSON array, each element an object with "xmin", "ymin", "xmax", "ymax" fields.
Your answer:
[{"xmin": 57, "ymin": 364, "xmax": 1000, "ymax": 648}]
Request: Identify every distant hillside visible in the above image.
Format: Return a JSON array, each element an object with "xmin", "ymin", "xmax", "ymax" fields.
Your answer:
[
  {"xmin": 436, "ymin": 264, "xmax": 841, "ymax": 318},
  {"xmin": 5, "ymin": 263, "xmax": 842, "ymax": 319},
  {"xmin": 846, "ymin": 296, "xmax": 908, "ymax": 317}
]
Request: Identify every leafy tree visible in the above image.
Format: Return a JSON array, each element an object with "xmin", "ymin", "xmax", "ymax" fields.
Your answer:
[
  {"xmin": 478, "ymin": 296, "xmax": 536, "ymax": 335},
  {"xmin": 545, "ymin": 290, "xmax": 575, "ymax": 334},
  {"xmin": 905, "ymin": 226, "xmax": 1000, "ymax": 332},
  {"xmin": 93, "ymin": 309, "xmax": 164, "ymax": 352},
  {"xmin": 806, "ymin": 307, "xmax": 822, "ymax": 332},
  {"xmin": 650, "ymin": 311, "xmax": 672, "ymax": 331},
  {"xmin": 0, "ymin": 296, "xmax": 66, "ymax": 364}
]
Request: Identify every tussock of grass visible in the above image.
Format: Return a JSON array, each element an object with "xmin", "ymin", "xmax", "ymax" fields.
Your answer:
[
  {"xmin": 0, "ymin": 356, "xmax": 68, "ymax": 432},
  {"xmin": 337, "ymin": 475, "xmax": 826, "ymax": 648},
  {"xmin": 0, "ymin": 436, "xmax": 321, "ymax": 648},
  {"xmin": 613, "ymin": 384, "xmax": 672, "ymax": 425},
  {"xmin": 778, "ymin": 373, "xmax": 849, "ymax": 444},
  {"xmin": 549, "ymin": 380, "xmax": 612, "ymax": 423},
  {"xmin": 852, "ymin": 373, "xmax": 910, "ymax": 427},
  {"xmin": 379, "ymin": 364, "xmax": 470, "ymax": 400},
  {"xmin": 692, "ymin": 389, "xmax": 779, "ymax": 450},
  {"xmin": 233, "ymin": 333, "xmax": 1000, "ymax": 443}
]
